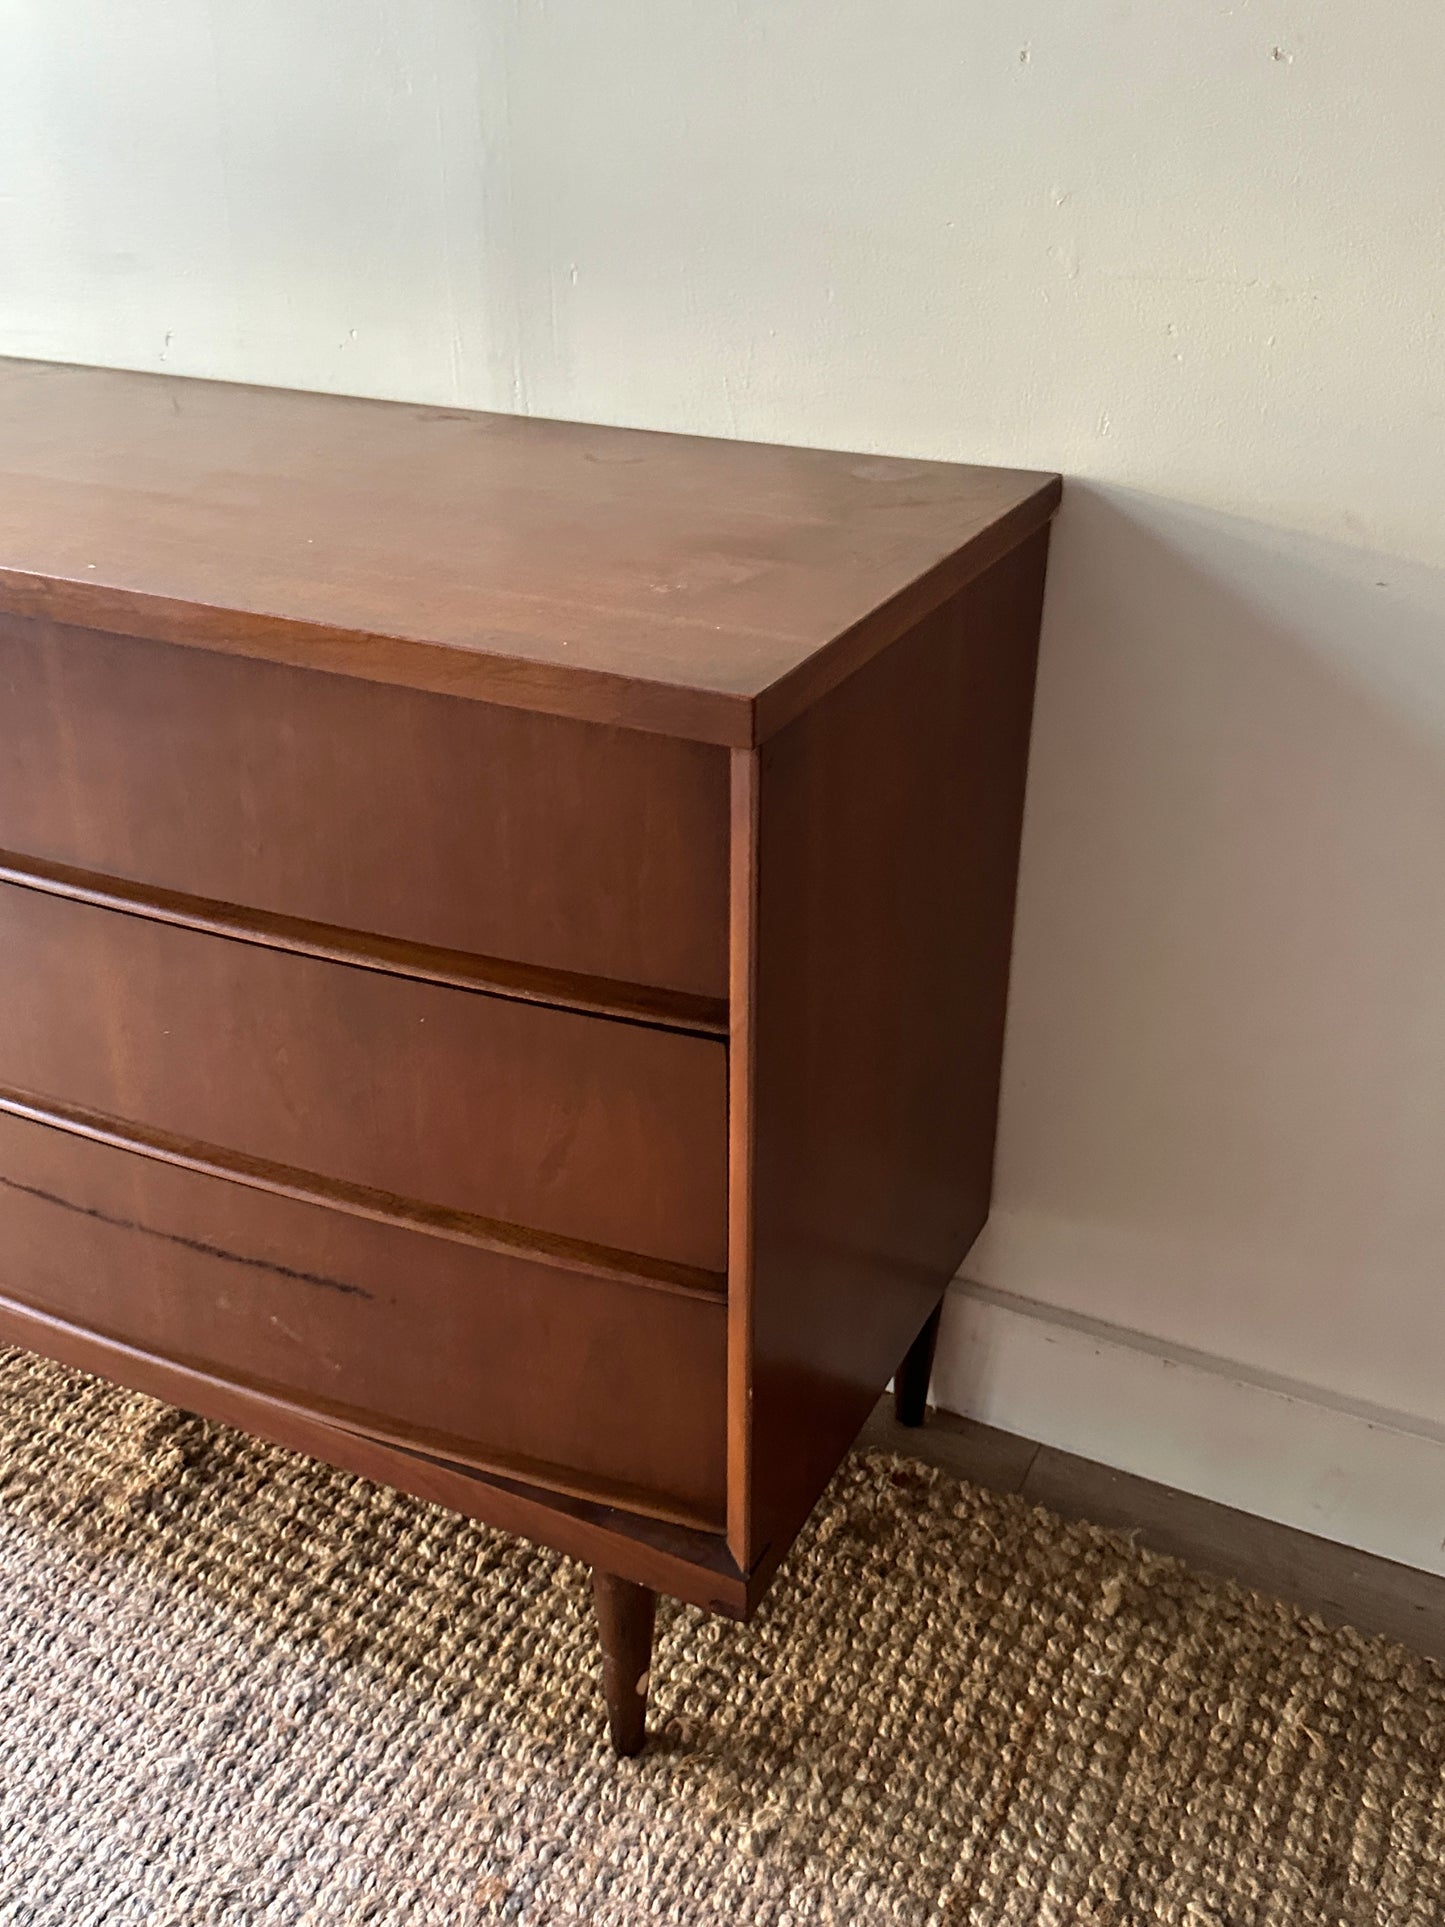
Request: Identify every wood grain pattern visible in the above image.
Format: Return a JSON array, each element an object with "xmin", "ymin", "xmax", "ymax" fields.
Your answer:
[
  {"xmin": 0, "ymin": 881, "xmax": 728, "ymax": 1273},
  {"xmin": 0, "ymin": 1086, "xmax": 724, "ymax": 1301},
  {"xmin": 0, "ymin": 848, "xmax": 726, "ymax": 1036},
  {"xmin": 0, "ymin": 362, "xmax": 1063, "ymax": 1724},
  {"xmin": 0, "ymin": 1289, "xmax": 747, "ymax": 1613},
  {"xmin": 0, "ymin": 611, "xmax": 730, "ymax": 1000},
  {"xmin": 741, "ymin": 531, "xmax": 1051, "ymax": 1570},
  {"xmin": 0, "ymin": 1109, "xmax": 727, "ymax": 1527},
  {"xmin": 0, "ymin": 358, "xmax": 1059, "ymax": 744}
]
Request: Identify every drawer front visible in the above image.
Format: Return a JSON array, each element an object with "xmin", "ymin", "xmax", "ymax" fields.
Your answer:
[
  {"xmin": 0, "ymin": 1111, "xmax": 726, "ymax": 1527},
  {"xmin": 0, "ymin": 612, "xmax": 729, "ymax": 1005},
  {"xmin": 0, "ymin": 884, "xmax": 727, "ymax": 1276}
]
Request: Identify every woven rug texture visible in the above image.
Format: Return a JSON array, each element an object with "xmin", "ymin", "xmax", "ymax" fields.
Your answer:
[{"xmin": 0, "ymin": 1344, "xmax": 1441, "ymax": 1926}]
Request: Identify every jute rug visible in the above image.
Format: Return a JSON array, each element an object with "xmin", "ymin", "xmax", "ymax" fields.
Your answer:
[{"xmin": 0, "ymin": 1346, "xmax": 1440, "ymax": 1927}]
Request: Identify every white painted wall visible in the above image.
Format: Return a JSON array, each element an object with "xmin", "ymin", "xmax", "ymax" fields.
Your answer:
[{"xmin": 3, "ymin": 1, "xmax": 1443, "ymax": 1567}]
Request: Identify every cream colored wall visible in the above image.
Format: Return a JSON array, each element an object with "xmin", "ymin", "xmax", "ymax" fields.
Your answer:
[{"xmin": 3, "ymin": 1, "xmax": 1443, "ymax": 1564}]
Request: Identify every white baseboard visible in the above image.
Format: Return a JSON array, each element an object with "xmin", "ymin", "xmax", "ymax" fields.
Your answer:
[{"xmin": 931, "ymin": 1277, "xmax": 1445, "ymax": 1577}]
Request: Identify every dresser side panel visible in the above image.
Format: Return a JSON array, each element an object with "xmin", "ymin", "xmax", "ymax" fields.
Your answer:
[{"xmin": 745, "ymin": 528, "xmax": 1051, "ymax": 1572}]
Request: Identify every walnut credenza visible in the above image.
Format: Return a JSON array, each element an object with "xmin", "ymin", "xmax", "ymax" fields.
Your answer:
[{"xmin": 0, "ymin": 358, "xmax": 1059, "ymax": 1754}]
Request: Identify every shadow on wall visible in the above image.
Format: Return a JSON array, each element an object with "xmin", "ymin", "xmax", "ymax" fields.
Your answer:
[{"xmin": 975, "ymin": 483, "xmax": 1445, "ymax": 1429}]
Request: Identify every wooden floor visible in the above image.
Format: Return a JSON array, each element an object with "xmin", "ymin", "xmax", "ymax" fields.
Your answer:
[{"xmin": 860, "ymin": 1400, "xmax": 1445, "ymax": 1665}]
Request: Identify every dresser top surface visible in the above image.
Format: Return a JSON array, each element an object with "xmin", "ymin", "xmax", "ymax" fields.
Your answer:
[{"xmin": 0, "ymin": 357, "xmax": 1059, "ymax": 743}]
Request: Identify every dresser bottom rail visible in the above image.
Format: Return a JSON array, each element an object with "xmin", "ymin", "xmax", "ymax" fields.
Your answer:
[{"xmin": 0, "ymin": 1290, "xmax": 748, "ymax": 1619}]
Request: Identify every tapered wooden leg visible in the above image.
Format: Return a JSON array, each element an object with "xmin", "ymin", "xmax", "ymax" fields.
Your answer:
[
  {"xmin": 894, "ymin": 1300, "xmax": 942, "ymax": 1427},
  {"xmin": 591, "ymin": 1569, "xmax": 656, "ymax": 1757}
]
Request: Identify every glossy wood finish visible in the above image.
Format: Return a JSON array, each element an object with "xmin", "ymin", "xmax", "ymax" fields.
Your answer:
[
  {"xmin": 740, "ymin": 529, "xmax": 1051, "ymax": 1572},
  {"xmin": 0, "ymin": 360, "xmax": 1059, "ymax": 1752},
  {"xmin": 0, "ymin": 1109, "xmax": 727, "ymax": 1527},
  {"xmin": 0, "ymin": 610, "xmax": 730, "ymax": 1003},
  {"xmin": 0, "ymin": 358, "xmax": 1058, "ymax": 744},
  {"xmin": 0, "ymin": 880, "xmax": 727, "ymax": 1275},
  {"xmin": 592, "ymin": 1572, "xmax": 657, "ymax": 1757},
  {"xmin": 894, "ymin": 1300, "xmax": 944, "ymax": 1428}
]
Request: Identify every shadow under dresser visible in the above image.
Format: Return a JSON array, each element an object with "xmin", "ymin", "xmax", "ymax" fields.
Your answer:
[{"xmin": 0, "ymin": 356, "xmax": 1059, "ymax": 1754}]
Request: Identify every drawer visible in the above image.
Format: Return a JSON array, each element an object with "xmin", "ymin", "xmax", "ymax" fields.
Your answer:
[
  {"xmin": 0, "ymin": 1110, "xmax": 726, "ymax": 1527},
  {"xmin": 0, "ymin": 612, "xmax": 730, "ymax": 1007},
  {"xmin": 0, "ymin": 883, "xmax": 727, "ymax": 1277}
]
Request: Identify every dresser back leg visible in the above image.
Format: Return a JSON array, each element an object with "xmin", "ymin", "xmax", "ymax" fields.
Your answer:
[
  {"xmin": 591, "ymin": 1569, "xmax": 657, "ymax": 1757},
  {"xmin": 894, "ymin": 1300, "xmax": 943, "ymax": 1427}
]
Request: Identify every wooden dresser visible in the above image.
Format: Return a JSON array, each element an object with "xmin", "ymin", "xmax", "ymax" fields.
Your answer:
[{"xmin": 0, "ymin": 358, "xmax": 1058, "ymax": 1753}]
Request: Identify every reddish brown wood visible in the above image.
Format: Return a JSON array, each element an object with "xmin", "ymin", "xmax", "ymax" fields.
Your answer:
[
  {"xmin": 0, "ymin": 610, "xmax": 730, "ymax": 1001},
  {"xmin": 0, "ymin": 1087, "xmax": 720, "ymax": 1301},
  {"xmin": 591, "ymin": 1571, "xmax": 657, "ymax": 1757},
  {"xmin": 0, "ymin": 1108, "xmax": 727, "ymax": 1526},
  {"xmin": 0, "ymin": 358, "xmax": 1059, "ymax": 745},
  {"xmin": 0, "ymin": 361, "xmax": 1059, "ymax": 1741},
  {"xmin": 741, "ymin": 530, "xmax": 1051, "ymax": 1568},
  {"xmin": 0, "ymin": 1291, "xmax": 748, "ymax": 1614},
  {"xmin": 725, "ymin": 749, "xmax": 759, "ymax": 1570},
  {"xmin": 895, "ymin": 1300, "xmax": 944, "ymax": 1427},
  {"xmin": 0, "ymin": 847, "xmax": 726, "ymax": 1035},
  {"xmin": 0, "ymin": 880, "xmax": 727, "ymax": 1274}
]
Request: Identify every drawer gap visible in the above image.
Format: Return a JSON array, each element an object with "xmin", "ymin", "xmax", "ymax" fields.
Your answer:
[
  {"xmin": 0, "ymin": 1084, "xmax": 727, "ymax": 1304},
  {"xmin": 0, "ymin": 1289, "xmax": 724, "ymax": 1533},
  {"xmin": 0, "ymin": 848, "xmax": 728, "ymax": 1039}
]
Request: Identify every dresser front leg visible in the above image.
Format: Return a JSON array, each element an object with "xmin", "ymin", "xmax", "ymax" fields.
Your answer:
[
  {"xmin": 894, "ymin": 1299, "xmax": 943, "ymax": 1427},
  {"xmin": 591, "ymin": 1569, "xmax": 656, "ymax": 1757}
]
